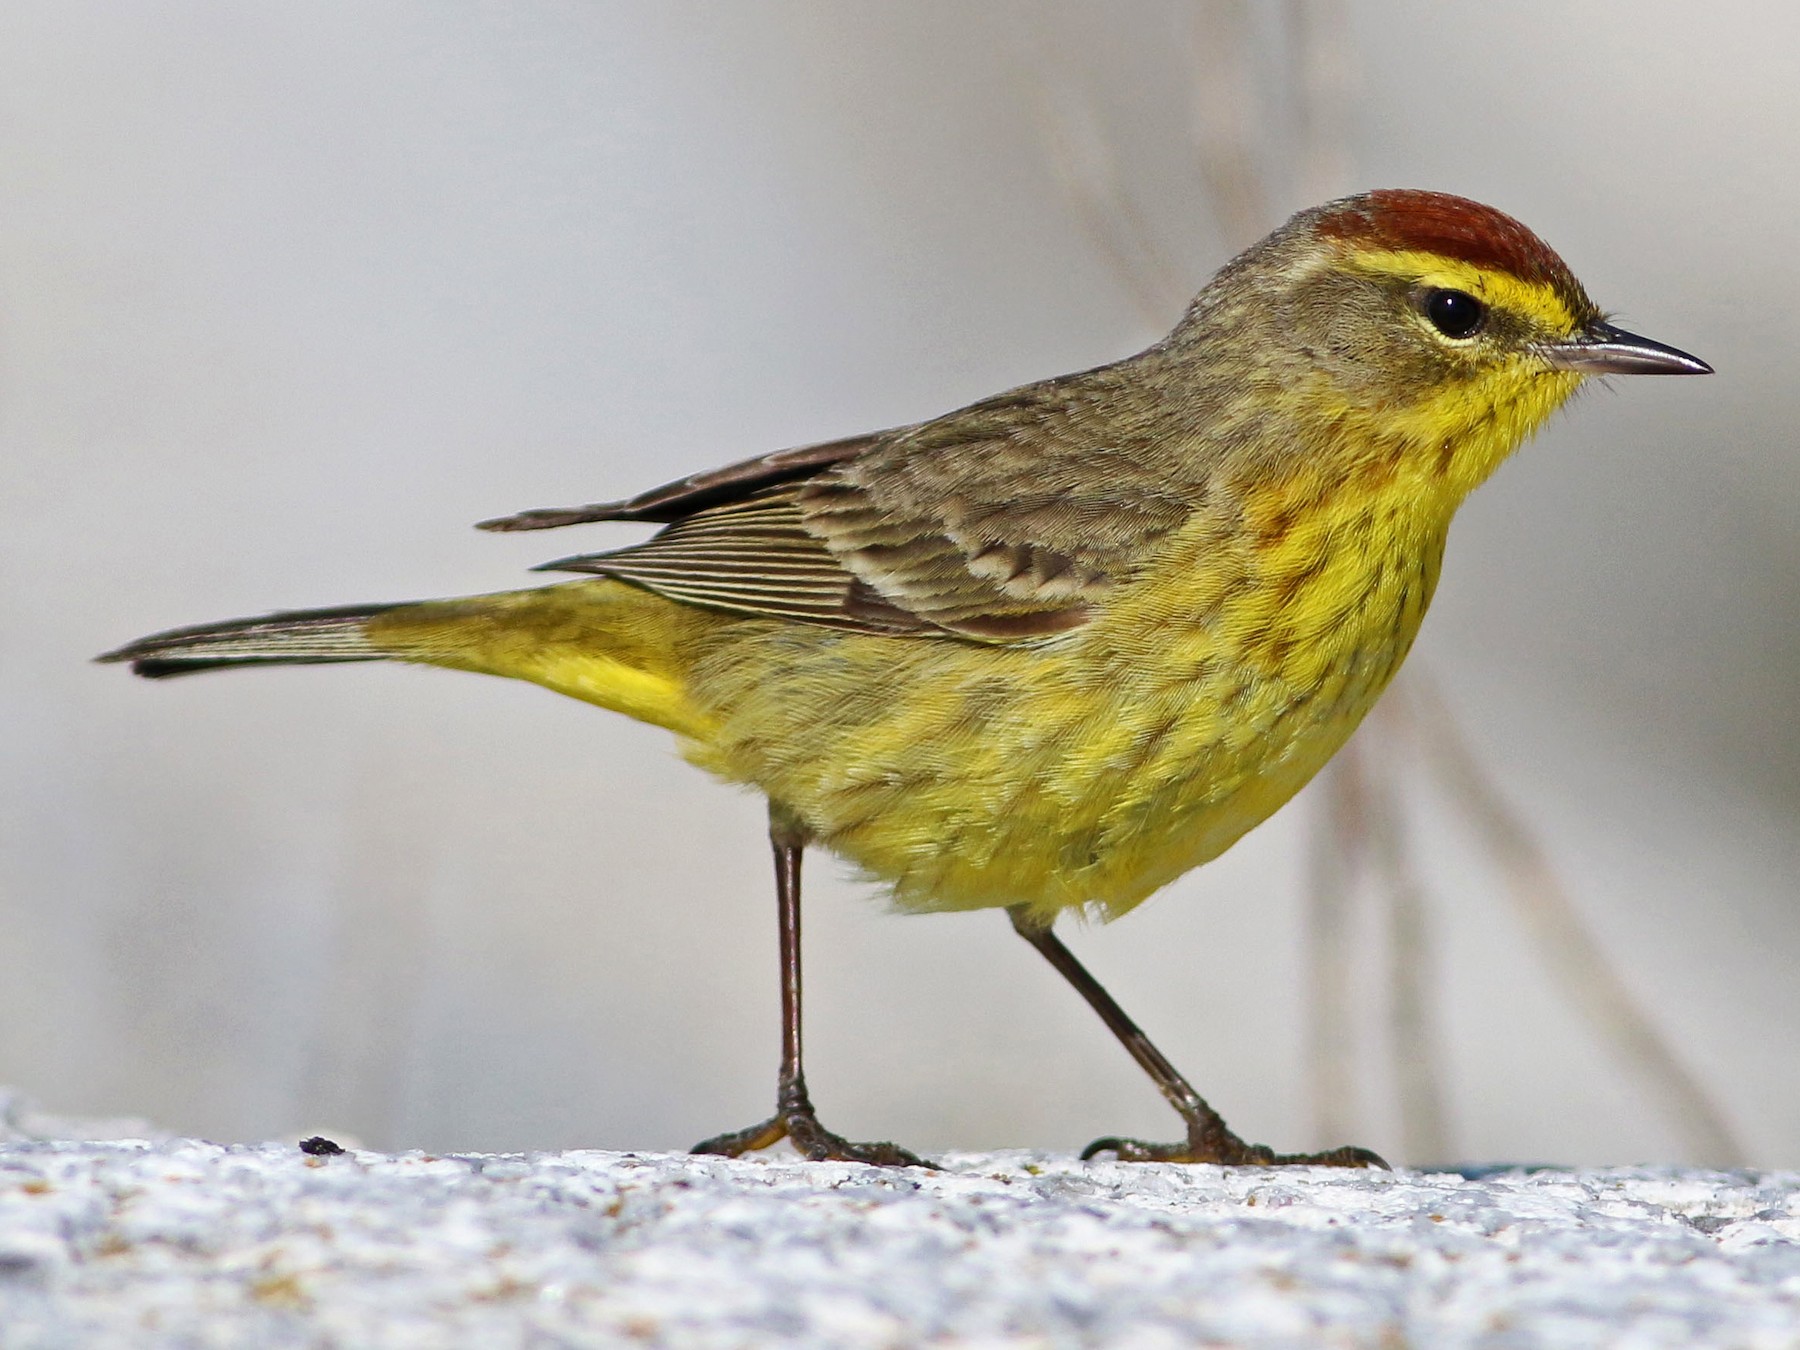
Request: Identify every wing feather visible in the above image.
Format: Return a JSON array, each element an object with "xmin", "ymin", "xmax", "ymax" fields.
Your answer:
[{"xmin": 518, "ymin": 355, "xmax": 1209, "ymax": 641}]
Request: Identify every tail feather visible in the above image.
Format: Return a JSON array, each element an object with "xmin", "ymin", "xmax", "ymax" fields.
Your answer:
[{"xmin": 97, "ymin": 602, "xmax": 400, "ymax": 679}]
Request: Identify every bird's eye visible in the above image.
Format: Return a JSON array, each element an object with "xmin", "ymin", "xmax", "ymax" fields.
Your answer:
[{"xmin": 1423, "ymin": 288, "xmax": 1486, "ymax": 339}]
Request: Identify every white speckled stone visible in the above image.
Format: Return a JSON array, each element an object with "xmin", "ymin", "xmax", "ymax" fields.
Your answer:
[{"xmin": 2, "ymin": 1134, "xmax": 1798, "ymax": 1348}]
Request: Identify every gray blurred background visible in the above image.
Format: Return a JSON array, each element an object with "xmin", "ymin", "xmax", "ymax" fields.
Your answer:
[{"xmin": 3, "ymin": 1, "xmax": 1796, "ymax": 1167}]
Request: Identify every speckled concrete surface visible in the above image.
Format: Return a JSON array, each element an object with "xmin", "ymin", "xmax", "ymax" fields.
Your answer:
[{"xmin": 2, "ymin": 1134, "xmax": 1799, "ymax": 1348}]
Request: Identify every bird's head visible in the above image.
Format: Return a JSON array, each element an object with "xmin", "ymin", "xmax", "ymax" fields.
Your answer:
[{"xmin": 1188, "ymin": 190, "xmax": 1710, "ymax": 503}]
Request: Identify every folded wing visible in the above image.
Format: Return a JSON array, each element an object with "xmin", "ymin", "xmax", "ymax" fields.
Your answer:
[{"xmin": 488, "ymin": 364, "xmax": 1201, "ymax": 642}]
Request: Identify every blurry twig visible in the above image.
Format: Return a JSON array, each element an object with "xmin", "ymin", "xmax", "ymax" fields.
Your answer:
[
  {"xmin": 1353, "ymin": 698, "xmax": 1454, "ymax": 1166},
  {"xmin": 1404, "ymin": 678, "xmax": 1747, "ymax": 1166},
  {"xmin": 1365, "ymin": 701, "xmax": 1453, "ymax": 1163},
  {"xmin": 1311, "ymin": 714, "xmax": 1453, "ymax": 1164},
  {"xmin": 1037, "ymin": 94, "xmax": 1190, "ymax": 330},
  {"xmin": 1305, "ymin": 739, "xmax": 1368, "ymax": 1146}
]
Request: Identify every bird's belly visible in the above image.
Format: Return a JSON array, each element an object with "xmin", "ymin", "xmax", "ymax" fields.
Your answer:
[
  {"xmin": 862, "ymin": 642, "xmax": 1397, "ymax": 924},
  {"xmin": 686, "ymin": 517, "xmax": 1442, "ymax": 923}
]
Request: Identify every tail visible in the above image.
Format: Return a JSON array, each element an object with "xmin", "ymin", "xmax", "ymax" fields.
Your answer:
[
  {"xmin": 100, "ymin": 582, "xmax": 715, "ymax": 739},
  {"xmin": 97, "ymin": 602, "xmax": 401, "ymax": 679}
]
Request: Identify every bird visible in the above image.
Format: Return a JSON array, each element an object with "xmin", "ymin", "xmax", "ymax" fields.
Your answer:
[{"xmin": 101, "ymin": 190, "xmax": 1711, "ymax": 1169}]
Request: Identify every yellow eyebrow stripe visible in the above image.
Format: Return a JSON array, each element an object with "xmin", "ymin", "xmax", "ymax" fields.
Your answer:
[{"xmin": 1343, "ymin": 248, "xmax": 1580, "ymax": 335}]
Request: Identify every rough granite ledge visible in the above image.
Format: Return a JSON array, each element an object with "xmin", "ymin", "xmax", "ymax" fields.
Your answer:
[{"xmin": 2, "ymin": 1130, "xmax": 1798, "ymax": 1348}]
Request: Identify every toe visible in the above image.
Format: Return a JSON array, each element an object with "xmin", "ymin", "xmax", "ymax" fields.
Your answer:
[{"xmin": 691, "ymin": 1117, "xmax": 787, "ymax": 1157}]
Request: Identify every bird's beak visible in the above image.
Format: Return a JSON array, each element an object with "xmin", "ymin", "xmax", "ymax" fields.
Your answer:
[{"xmin": 1540, "ymin": 320, "xmax": 1712, "ymax": 376}]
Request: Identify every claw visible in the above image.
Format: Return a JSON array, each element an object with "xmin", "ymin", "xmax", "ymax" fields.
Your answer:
[{"xmin": 691, "ymin": 1116, "xmax": 789, "ymax": 1158}]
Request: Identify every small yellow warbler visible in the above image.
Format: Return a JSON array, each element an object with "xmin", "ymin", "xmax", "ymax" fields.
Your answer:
[{"xmin": 104, "ymin": 190, "xmax": 1709, "ymax": 1168}]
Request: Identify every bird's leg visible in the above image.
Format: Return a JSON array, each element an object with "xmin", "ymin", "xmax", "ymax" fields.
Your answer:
[
  {"xmin": 692, "ymin": 809, "xmax": 927, "ymax": 1167},
  {"xmin": 1008, "ymin": 908, "xmax": 1385, "ymax": 1168}
]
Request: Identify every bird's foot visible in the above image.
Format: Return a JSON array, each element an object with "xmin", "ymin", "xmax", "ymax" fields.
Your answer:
[
  {"xmin": 692, "ymin": 1109, "xmax": 929, "ymax": 1168},
  {"xmin": 1081, "ymin": 1130, "xmax": 1386, "ymax": 1169}
]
